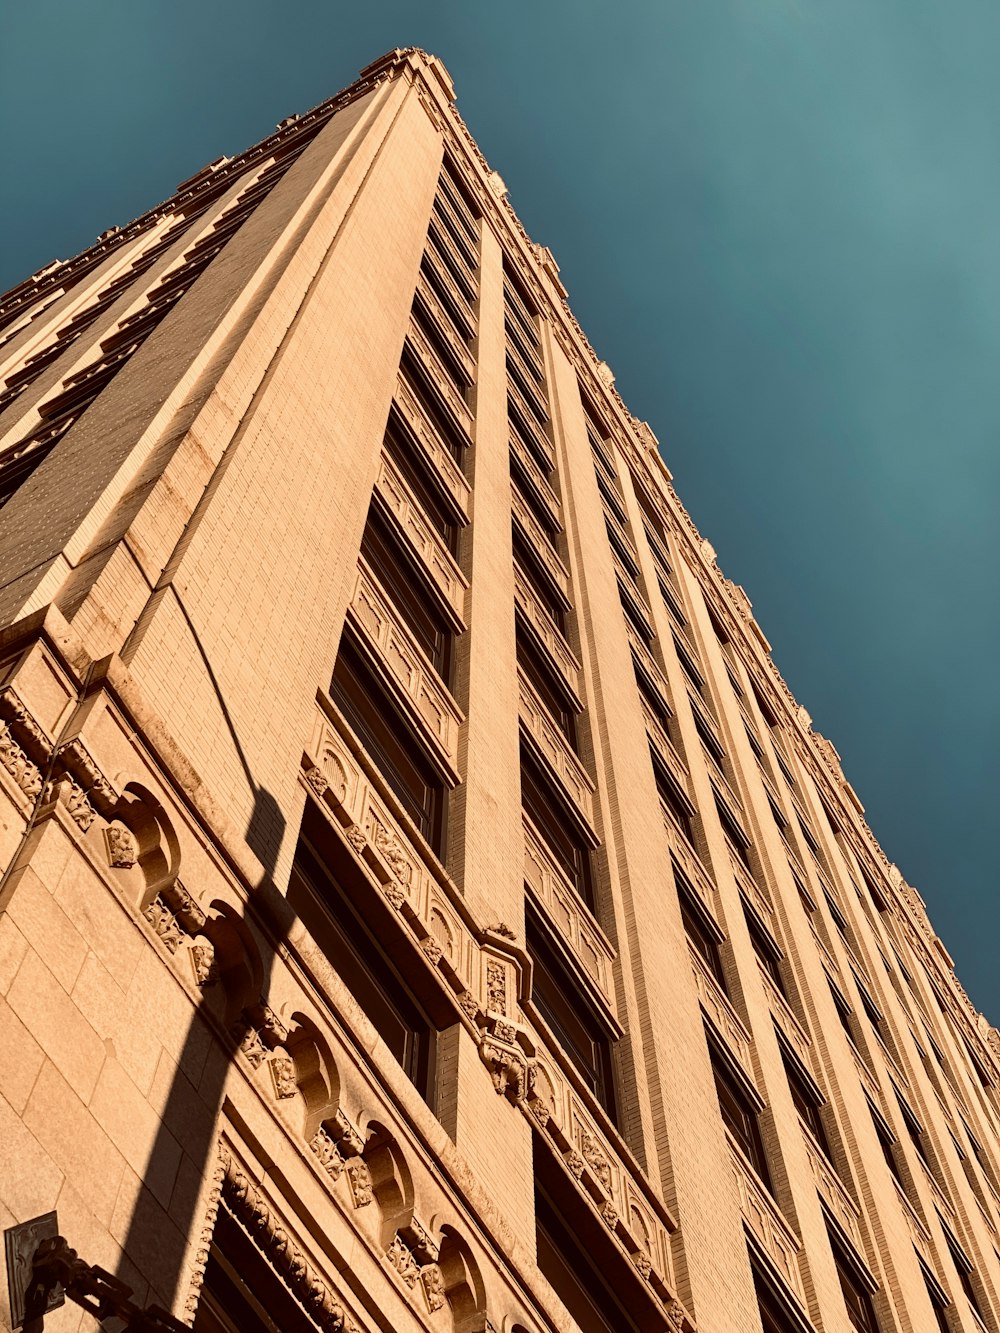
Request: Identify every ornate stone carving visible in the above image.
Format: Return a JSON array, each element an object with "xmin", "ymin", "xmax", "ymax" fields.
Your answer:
[
  {"xmin": 345, "ymin": 824, "xmax": 367, "ymax": 853},
  {"xmin": 270, "ymin": 1052, "xmax": 298, "ymax": 1100},
  {"xmin": 492, "ymin": 1018, "xmax": 517, "ymax": 1045},
  {"xmin": 456, "ymin": 990, "xmax": 480, "ymax": 1022},
  {"xmin": 420, "ymin": 1263, "xmax": 446, "ymax": 1311},
  {"xmin": 565, "ymin": 1151, "xmax": 586, "ymax": 1179},
  {"xmin": 162, "ymin": 879, "xmax": 207, "ymax": 933},
  {"xmin": 386, "ymin": 1234, "xmax": 421, "ymax": 1288},
  {"xmin": 237, "ymin": 1026, "xmax": 269, "ymax": 1070},
  {"xmin": 220, "ymin": 1150, "xmax": 347, "ymax": 1331},
  {"xmin": 333, "ymin": 1108, "xmax": 365, "ymax": 1158},
  {"xmin": 309, "ymin": 1125, "xmax": 345, "ymax": 1182},
  {"xmin": 346, "ymin": 1157, "xmax": 373, "ymax": 1208},
  {"xmin": 383, "ymin": 879, "xmax": 406, "ymax": 910},
  {"xmin": 373, "ymin": 822, "xmax": 411, "ymax": 884},
  {"xmin": 104, "ymin": 822, "xmax": 138, "ymax": 869},
  {"xmin": 631, "ymin": 1250, "xmax": 653, "ymax": 1281},
  {"xmin": 666, "ymin": 1297, "xmax": 687, "ymax": 1329},
  {"xmin": 579, "ymin": 1130, "xmax": 613, "ymax": 1193},
  {"xmin": 486, "ymin": 959, "xmax": 507, "ymax": 1014},
  {"xmin": 190, "ymin": 942, "xmax": 219, "ymax": 988},
  {"xmin": 184, "ymin": 1152, "xmax": 226, "ymax": 1319},
  {"xmin": 63, "ymin": 781, "xmax": 96, "ymax": 830},
  {"xmin": 483, "ymin": 920, "xmax": 516, "ymax": 940},
  {"xmin": 601, "ymin": 1200, "xmax": 619, "ymax": 1229},
  {"xmin": 480, "ymin": 1039, "xmax": 526, "ymax": 1098},
  {"xmin": 144, "ymin": 898, "xmax": 184, "ymax": 953},
  {"xmin": 0, "ymin": 722, "xmax": 43, "ymax": 800},
  {"xmin": 305, "ymin": 765, "xmax": 329, "ymax": 798},
  {"xmin": 419, "ymin": 936, "xmax": 443, "ymax": 964}
]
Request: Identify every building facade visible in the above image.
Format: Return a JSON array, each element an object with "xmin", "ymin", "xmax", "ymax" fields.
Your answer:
[{"xmin": 0, "ymin": 46, "xmax": 998, "ymax": 1333}]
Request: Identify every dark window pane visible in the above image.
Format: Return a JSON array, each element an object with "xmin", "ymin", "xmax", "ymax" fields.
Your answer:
[
  {"xmin": 527, "ymin": 908, "xmax": 616, "ymax": 1121},
  {"xmin": 360, "ymin": 508, "xmax": 451, "ymax": 678},
  {"xmin": 330, "ymin": 632, "xmax": 445, "ymax": 852},
  {"xmin": 193, "ymin": 1207, "xmax": 314, "ymax": 1333},
  {"xmin": 521, "ymin": 749, "xmax": 594, "ymax": 908},
  {"xmin": 711, "ymin": 1046, "xmax": 773, "ymax": 1193}
]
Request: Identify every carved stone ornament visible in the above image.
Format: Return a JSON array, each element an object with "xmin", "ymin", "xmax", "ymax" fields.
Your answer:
[
  {"xmin": 144, "ymin": 898, "xmax": 184, "ymax": 953},
  {"xmin": 486, "ymin": 959, "xmax": 507, "ymax": 1015},
  {"xmin": 493, "ymin": 1018, "xmax": 517, "ymax": 1045},
  {"xmin": 310, "ymin": 1126, "xmax": 345, "ymax": 1182},
  {"xmin": 190, "ymin": 943, "xmax": 218, "ymax": 988},
  {"xmin": 104, "ymin": 822, "xmax": 139, "ymax": 869},
  {"xmin": 269, "ymin": 1052, "xmax": 298, "ymax": 1100},
  {"xmin": 456, "ymin": 990, "xmax": 480, "ymax": 1022},
  {"xmin": 345, "ymin": 823, "xmax": 367, "ymax": 853},
  {"xmin": 162, "ymin": 879, "xmax": 207, "ymax": 934},
  {"xmin": 333, "ymin": 1108, "xmax": 365, "ymax": 1158},
  {"xmin": 565, "ymin": 1151, "xmax": 586, "ymax": 1179},
  {"xmin": 529, "ymin": 1098, "xmax": 551, "ymax": 1129},
  {"xmin": 305, "ymin": 765, "xmax": 329, "ymax": 798},
  {"xmin": 63, "ymin": 780, "xmax": 96, "ymax": 830},
  {"xmin": 235, "ymin": 1024, "xmax": 269, "ymax": 1070},
  {"xmin": 383, "ymin": 879, "xmax": 406, "ymax": 910},
  {"xmin": 480, "ymin": 1039, "xmax": 526, "ymax": 1098},
  {"xmin": 0, "ymin": 722, "xmax": 43, "ymax": 800},
  {"xmin": 631, "ymin": 1250, "xmax": 653, "ymax": 1281},
  {"xmin": 420, "ymin": 1262, "xmax": 446, "ymax": 1312},
  {"xmin": 579, "ymin": 1129, "xmax": 613, "ymax": 1193},
  {"xmin": 386, "ymin": 1234, "xmax": 421, "ymax": 1288},
  {"xmin": 220, "ymin": 1150, "xmax": 348, "ymax": 1331},
  {"xmin": 483, "ymin": 920, "xmax": 516, "ymax": 941},
  {"xmin": 601, "ymin": 1200, "xmax": 619, "ymax": 1229},
  {"xmin": 419, "ymin": 935, "xmax": 443, "ymax": 964},
  {"xmin": 184, "ymin": 1154, "xmax": 226, "ymax": 1319},
  {"xmin": 373, "ymin": 822, "xmax": 411, "ymax": 884},
  {"xmin": 666, "ymin": 1297, "xmax": 687, "ymax": 1330},
  {"xmin": 346, "ymin": 1156, "xmax": 373, "ymax": 1208}
]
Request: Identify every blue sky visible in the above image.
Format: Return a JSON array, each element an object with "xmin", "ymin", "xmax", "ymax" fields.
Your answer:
[{"xmin": 2, "ymin": 2, "xmax": 997, "ymax": 1018}]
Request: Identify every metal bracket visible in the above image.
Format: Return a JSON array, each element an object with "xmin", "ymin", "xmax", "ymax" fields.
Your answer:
[{"xmin": 4, "ymin": 1212, "xmax": 64, "ymax": 1330}]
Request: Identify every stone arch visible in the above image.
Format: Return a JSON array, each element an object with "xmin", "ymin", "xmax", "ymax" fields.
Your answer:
[
  {"xmin": 114, "ymin": 782, "xmax": 181, "ymax": 902},
  {"xmin": 361, "ymin": 1120, "xmax": 415, "ymax": 1247},
  {"xmin": 283, "ymin": 1012, "xmax": 339, "ymax": 1138},
  {"xmin": 201, "ymin": 900, "xmax": 264, "ymax": 1029},
  {"xmin": 436, "ymin": 1225, "xmax": 486, "ymax": 1332}
]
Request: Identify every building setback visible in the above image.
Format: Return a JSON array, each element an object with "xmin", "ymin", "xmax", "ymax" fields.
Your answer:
[{"xmin": 0, "ymin": 46, "xmax": 997, "ymax": 1333}]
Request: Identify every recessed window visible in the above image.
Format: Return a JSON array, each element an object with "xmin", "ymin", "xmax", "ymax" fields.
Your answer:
[
  {"xmin": 360, "ymin": 508, "xmax": 452, "ymax": 679},
  {"xmin": 289, "ymin": 820, "xmax": 437, "ymax": 1103},
  {"xmin": 521, "ymin": 747, "xmax": 595, "ymax": 908},
  {"xmin": 828, "ymin": 1226, "xmax": 881, "ymax": 1332},
  {"xmin": 781, "ymin": 1044, "xmax": 833, "ymax": 1162},
  {"xmin": 527, "ymin": 906, "xmax": 617, "ymax": 1121},
  {"xmin": 517, "ymin": 625, "xmax": 578, "ymax": 748},
  {"xmin": 744, "ymin": 903, "xmax": 787, "ymax": 999},
  {"xmin": 680, "ymin": 882, "xmax": 728, "ymax": 993},
  {"xmin": 942, "ymin": 1221, "xmax": 986, "ymax": 1324},
  {"xmin": 330, "ymin": 631, "xmax": 446, "ymax": 853},
  {"xmin": 710, "ymin": 1040, "xmax": 773, "ymax": 1193},
  {"xmin": 193, "ymin": 1205, "xmax": 310, "ymax": 1332},
  {"xmin": 534, "ymin": 1158, "xmax": 642, "ymax": 1332}
]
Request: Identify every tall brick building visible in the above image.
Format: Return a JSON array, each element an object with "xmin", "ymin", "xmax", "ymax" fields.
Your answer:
[{"xmin": 1, "ymin": 47, "xmax": 998, "ymax": 1333}]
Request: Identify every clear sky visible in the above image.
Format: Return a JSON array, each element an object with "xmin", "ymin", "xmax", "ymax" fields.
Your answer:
[{"xmin": 2, "ymin": 2, "xmax": 997, "ymax": 1018}]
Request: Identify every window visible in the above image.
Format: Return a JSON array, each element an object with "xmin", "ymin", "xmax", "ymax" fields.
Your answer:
[
  {"xmin": 866, "ymin": 1098, "xmax": 905, "ymax": 1190},
  {"xmin": 360, "ymin": 508, "xmax": 452, "ymax": 679},
  {"xmin": 513, "ymin": 530, "xmax": 567, "ymax": 632},
  {"xmin": 918, "ymin": 1258, "xmax": 952, "ymax": 1333},
  {"xmin": 781, "ymin": 1044, "xmax": 832, "ymax": 1162},
  {"xmin": 942, "ymin": 1222, "xmax": 986, "ymax": 1324},
  {"xmin": 750, "ymin": 1251, "xmax": 813, "ymax": 1333},
  {"xmin": 744, "ymin": 903, "xmax": 787, "ymax": 999},
  {"xmin": 895, "ymin": 1091, "xmax": 932, "ymax": 1171},
  {"xmin": 384, "ymin": 410, "xmax": 462, "ymax": 551},
  {"xmin": 717, "ymin": 797, "xmax": 754, "ymax": 873},
  {"xmin": 521, "ymin": 748, "xmax": 595, "ymax": 908},
  {"xmin": 710, "ymin": 1041, "xmax": 773, "ymax": 1193},
  {"xmin": 652, "ymin": 744, "xmax": 697, "ymax": 848},
  {"xmin": 193, "ymin": 1205, "xmax": 311, "ymax": 1332},
  {"xmin": 517, "ymin": 625, "xmax": 578, "ymax": 748},
  {"xmin": 527, "ymin": 907, "xmax": 617, "ymax": 1121},
  {"xmin": 829, "ymin": 1226, "xmax": 881, "ymax": 1332},
  {"xmin": 680, "ymin": 882, "xmax": 728, "ymax": 993},
  {"xmin": 289, "ymin": 818, "xmax": 437, "ymax": 1102},
  {"xmin": 330, "ymin": 632, "xmax": 446, "ymax": 852},
  {"xmin": 535, "ymin": 1162, "xmax": 642, "ymax": 1333}
]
